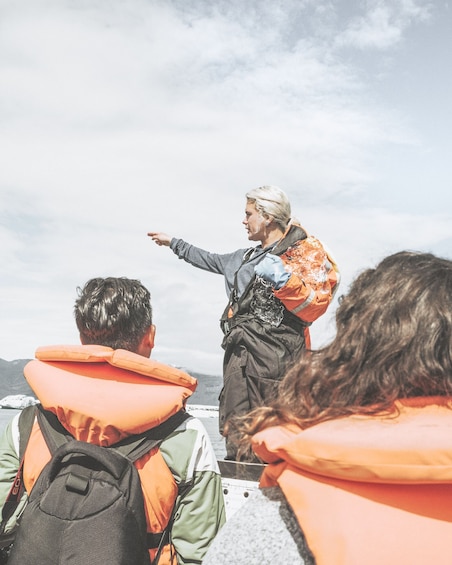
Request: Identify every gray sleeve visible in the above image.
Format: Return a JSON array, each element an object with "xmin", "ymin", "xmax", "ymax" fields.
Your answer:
[
  {"xmin": 170, "ymin": 238, "xmax": 246, "ymax": 278},
  {"xmin": 202, "ymin": 486, "xmax": 314, "ymax": 565}
]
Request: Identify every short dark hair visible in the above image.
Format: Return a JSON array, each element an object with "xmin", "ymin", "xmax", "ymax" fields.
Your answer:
[{"xmin": 74, "ymin": 277, "xmax": 152, "ymax": 352}]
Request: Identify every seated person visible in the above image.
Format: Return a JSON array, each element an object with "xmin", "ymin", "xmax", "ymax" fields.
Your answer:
[
  {"xmin": 0, "ymin": 277, "xmax": 225, "ymax": 565},
  {"xmin": 203, "ymin": 251, "xmax": 452, "ymax": 565}
]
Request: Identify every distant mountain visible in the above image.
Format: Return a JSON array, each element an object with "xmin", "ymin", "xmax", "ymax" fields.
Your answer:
[
  {"xmin": 0, "ymin": 359, "xmax": 222, "ymax": 406},
  {"xmin": 188, "ymin": 370, "xmax": 222, "ymax": 406},
  {"xmin": 0, "ymin": 358, "xmax": 34, "ymax": 398}
]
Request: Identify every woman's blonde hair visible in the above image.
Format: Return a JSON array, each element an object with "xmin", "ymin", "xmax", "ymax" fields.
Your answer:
[{"xmin": 246, "ymin": 185, "xmax": 291, "ymax": 231}]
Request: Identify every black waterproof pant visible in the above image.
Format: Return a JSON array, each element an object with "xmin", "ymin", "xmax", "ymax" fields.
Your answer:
[{"xmin": 219, "ymin": 345, "xmax": 279, "ymax": 461}]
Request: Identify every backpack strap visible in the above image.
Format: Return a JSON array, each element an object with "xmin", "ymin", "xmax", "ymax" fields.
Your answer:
[
  {"xmin": 113, "ymin": 408, "xmax": 190, "ymax": 462},
  {"xmin": 0, "ymin": 405, "xmax": 38, "ymax": 542},
  {"xmin": 36, "ymin": 405, "xmax": 190, "ymax": 461},
  {"xmin": 18, "ymin": 406, "xmax": 38, "ymax": 461}
]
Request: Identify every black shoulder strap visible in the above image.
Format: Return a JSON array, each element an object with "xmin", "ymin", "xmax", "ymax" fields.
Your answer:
[
  {"xmin": 0, "ymin": 405, "xmax": 38, "ymax": 538},
  {"xmin": 35, "ymin": 406, "xmax": 75, "ymax": 453},
  {"xmin": 113, "ymin": 409, "xmax": 190, "ymax": 462},
  {"xmin": 36, "ymin": 405, "xmax": 190, "ymax": 462},
  {"xmin": 18, "ymin": 406, "xmax": 38, "ymax": 461}
]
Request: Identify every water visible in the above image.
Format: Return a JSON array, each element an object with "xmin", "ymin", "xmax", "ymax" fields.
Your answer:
[
  {"xmin": 191, "ymin": 409, "xmax": 226, "ymax": 460},
  {"xmin": 187, "ymin": 374, "xmax": 226, "ymax": 459},
  {"xmin": 203, "ymin": 420, "xmax": 224, "ymax": 458},
  {"xmin": 0, "ymin": 409, "xmax": 20, "ymax": 434}
]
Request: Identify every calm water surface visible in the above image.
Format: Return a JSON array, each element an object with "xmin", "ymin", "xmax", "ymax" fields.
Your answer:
[{"xmin": 0, "ymin": 409, "xmax": 20, "ymax": 432}]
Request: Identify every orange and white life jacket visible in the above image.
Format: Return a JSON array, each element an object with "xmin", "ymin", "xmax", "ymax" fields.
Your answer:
[
  {"xmin": 276, "ymin": 232, "xmax": 340, "ymax": 349},
  {"xmin": 23, "ymin": 345, "xmax": 197, "ymax": 564},
  {"xmin": 252, "ymin": 398, "xmax": 452, "ymax": 565}
]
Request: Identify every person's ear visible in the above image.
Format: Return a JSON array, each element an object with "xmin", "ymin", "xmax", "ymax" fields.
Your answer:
[
  {"xmin": 146, "ymin": 324, "xmax": 156, "ymax": 350},
  {"xmin": 137, "ymin": 324, "xmax": 156, "ymax": 357}
]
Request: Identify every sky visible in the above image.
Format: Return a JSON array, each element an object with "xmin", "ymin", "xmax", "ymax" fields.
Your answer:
[{"xmin": 1, "ymin": 0, "xmax": 451, "ymax": 376}]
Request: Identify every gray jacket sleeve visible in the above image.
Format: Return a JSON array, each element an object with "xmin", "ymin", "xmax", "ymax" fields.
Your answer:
[{"xmin": 170, "ymin": 238, "xmax": 246, "ymax": 277}]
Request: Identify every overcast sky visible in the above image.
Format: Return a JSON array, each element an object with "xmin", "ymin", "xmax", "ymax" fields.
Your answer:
[{"xmin": 1, "ymin": 0, "xmax": 451, "ymax": 376}]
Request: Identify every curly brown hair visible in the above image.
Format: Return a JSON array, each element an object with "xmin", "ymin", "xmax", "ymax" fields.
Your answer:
[{"xmin": 229, "ymin": 251, "xmax": 452, "ymax": 461}]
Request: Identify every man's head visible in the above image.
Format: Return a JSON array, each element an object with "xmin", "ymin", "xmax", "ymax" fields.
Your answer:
[{"xmin": 74, "ymin": 277, "xmax": 155, "ymax": 356}]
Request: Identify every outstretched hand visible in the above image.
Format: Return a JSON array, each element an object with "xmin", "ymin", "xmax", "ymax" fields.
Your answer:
[
  {"xmin": 147, "ymin": 232, "xmax": 172, "ymax": 247},
  {"xmin": 254, "ymin": 254, "xmax": 291, "ymax": 290}
]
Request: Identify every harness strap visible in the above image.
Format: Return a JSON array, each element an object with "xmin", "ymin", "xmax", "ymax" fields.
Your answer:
[{"xmin": 147, "ymin": 531, "xmax": 167, "ymax": 549}]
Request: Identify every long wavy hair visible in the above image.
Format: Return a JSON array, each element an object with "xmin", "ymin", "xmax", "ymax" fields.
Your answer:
[{"xmin": 229, "ymin": 251, "xmax": 452, "ymax": 461}]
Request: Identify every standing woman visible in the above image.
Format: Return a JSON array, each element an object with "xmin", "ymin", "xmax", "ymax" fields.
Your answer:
[
  {"xmin": 148, "ymin": 185, "xmax": 339, "ymax": 460},
  {"xmin": 203, "ymin": 251, "xmax": 452, "ymax": 565}
]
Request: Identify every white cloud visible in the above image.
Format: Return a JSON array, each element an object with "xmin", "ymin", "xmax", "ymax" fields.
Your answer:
[
  {"xmin": 335, "ymin": 0, "xmax": 431, "ymax": 50},
  {"xmin": 1, "ymin": 0, "xmax": 451, "ymax": 375}
]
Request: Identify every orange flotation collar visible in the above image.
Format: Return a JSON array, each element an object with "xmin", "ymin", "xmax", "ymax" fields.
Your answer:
[
  {"xmin": 253, "ymin": 399, "xmax": 452, "ymax": 565},
  {"xmin": 24, "ymin": 345, "xmax": 197, "ymax": 444}
]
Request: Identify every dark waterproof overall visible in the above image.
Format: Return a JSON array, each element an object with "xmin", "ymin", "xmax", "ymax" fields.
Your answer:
[{"xmin": 219, "ymin": 226, "xmax": 309, "ymax": 459}]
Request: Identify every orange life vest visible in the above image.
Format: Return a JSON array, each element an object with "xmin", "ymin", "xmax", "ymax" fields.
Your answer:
[
  {"xmin": 277, "ymin": 233, "xmax": 340, "ymax": 349},
  {"xmin": 23, "ymin": 345, "xmax": 197, "ymax": 564},
  {"xmin": 252, "ymin": 398, "xmax": 452, "ymax": 565}
]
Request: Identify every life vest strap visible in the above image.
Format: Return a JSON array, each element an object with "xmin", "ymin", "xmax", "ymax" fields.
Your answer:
[{"xmin": 147, "ymin": 531, "xmax": 167, "ymax": 549}]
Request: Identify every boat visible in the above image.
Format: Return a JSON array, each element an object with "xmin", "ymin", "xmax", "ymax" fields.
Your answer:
[
  {"xmin": 186, "ymin": 404, "xmax": 263, "ymax": 519},
  {"xmin": 217, "ymin": 459, "xmax": 264, "ymax": 519}
]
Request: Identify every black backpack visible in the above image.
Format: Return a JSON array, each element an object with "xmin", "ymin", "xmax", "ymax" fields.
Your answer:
[{"xmin": 2, "ymin": 405, "xmax": 188, "ymax": 565}]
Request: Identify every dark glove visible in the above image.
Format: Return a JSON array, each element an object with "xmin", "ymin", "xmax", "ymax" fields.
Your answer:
[{"xmin": 254, "ymin": 254, "xmax": 291, "ymax": 290}]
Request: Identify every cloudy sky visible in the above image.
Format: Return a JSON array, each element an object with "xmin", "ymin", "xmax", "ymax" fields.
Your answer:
[{"xmin": 1, "ymin": 0, "xmax": 451, "ymax": 376}]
